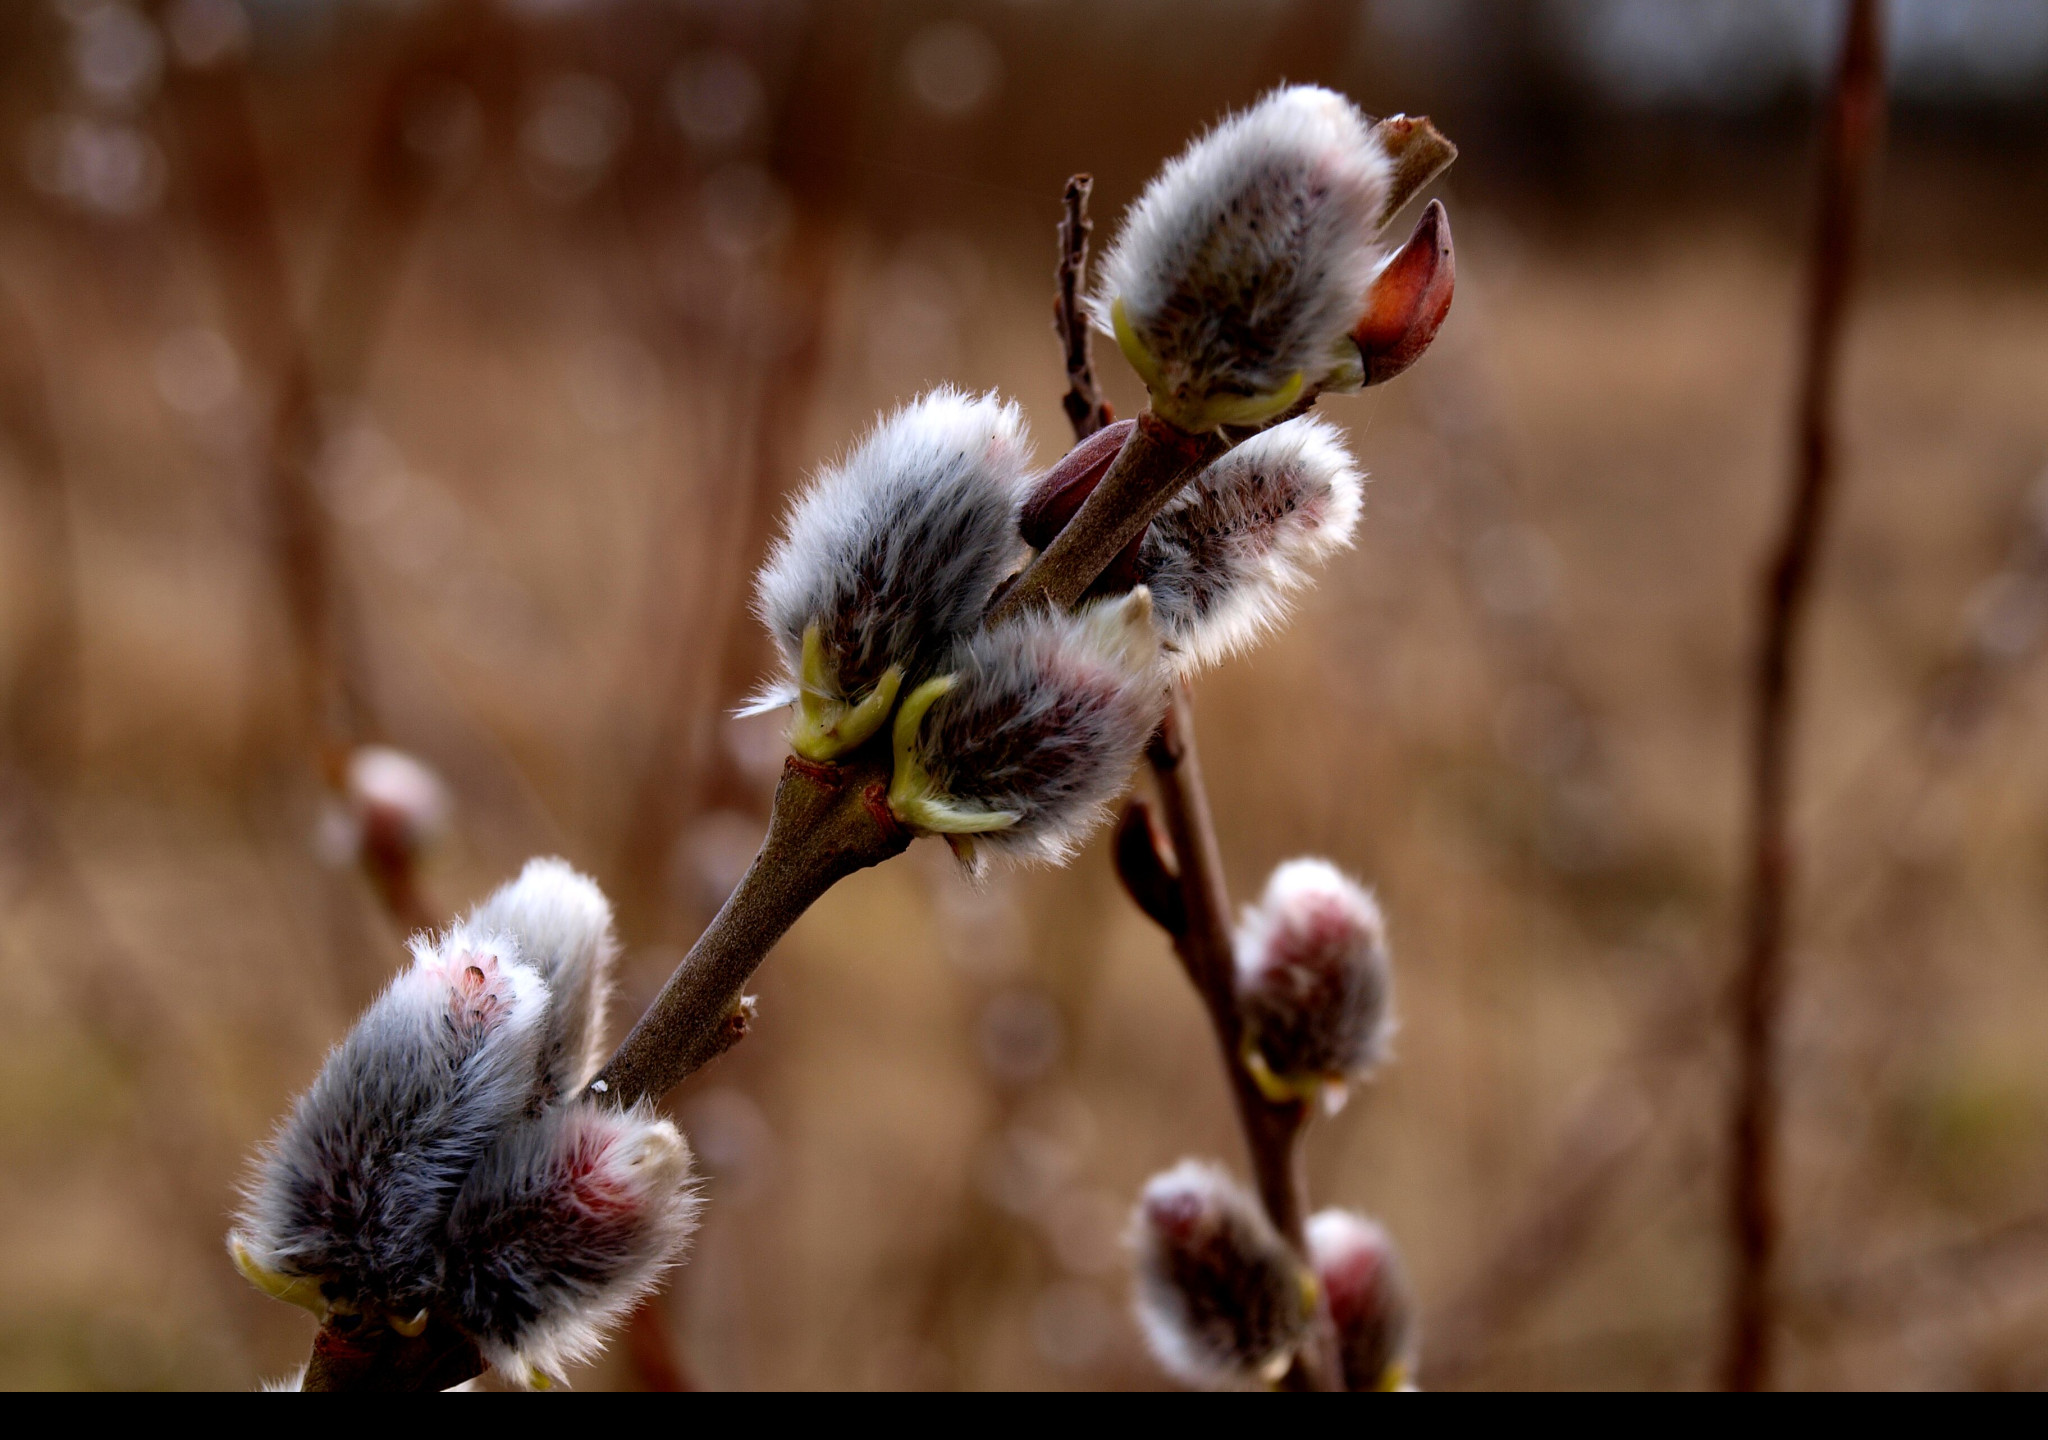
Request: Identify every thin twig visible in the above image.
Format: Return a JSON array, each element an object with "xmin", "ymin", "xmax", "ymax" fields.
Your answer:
[
  {"xmin": 589, "ymin": 755, "xmax": 908, "ymax": 1107},
  {"xmin": 1724, "ymin": 0, "xmax": 1885, "ymax": 1392},
  {"xmin": 1044, "ymin": 174, "xmax": 1337, "ymax": 1387},
  {"xmin": 987, "ymin": 412, "xmax": 1227, "ymax": 625},
  {"xmin": 1054, "ymin": 175, "xmax": 1112, "ymax": 441}
]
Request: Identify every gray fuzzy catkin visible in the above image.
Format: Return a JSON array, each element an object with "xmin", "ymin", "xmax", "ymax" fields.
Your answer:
[
  {"xmin": 456, "ymin": 857, "xmax": 618, "ymax": 1102},
  {"xmin": 749, "ymin": 387, "xmax": 1034, "ymax": 709},
  {"xmin": 1138, "ymin": 415, "xmax": 1362, "ymax": 672},
  {"xmin": 908, "ymin": 590, "xmax": 1164, "ymax": 866},
  {"xmin": 234, "ymin": 938, "xmax": 550, "ymax": 1315},
  {"xmin": 1088, "ymin": 86, "xmax": 1392, "ymax": 422},
  {"xmin": 442, "ymin": 1100, "xmax": 699, "ymax": 1384},
  {"xmin": 1234, "ymin": 858, "xmax": 1394, "ymax": 1085},
  {"xmin": 234, "ymin": 861, "xmax": 699, "ymax": 1386},
  {"xmin": 1130, "ymin": 1159, "xmax": 1314, "ymax": 1388}
]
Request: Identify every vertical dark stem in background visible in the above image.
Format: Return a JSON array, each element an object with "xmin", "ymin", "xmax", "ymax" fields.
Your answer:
[
  {"xmin": 160, "ymin": 36, "xmax": 370, "ymax": 782},
  {"xmin": 1724, "ymin": 0, "xmax": 1885, "ymax": 1393}
]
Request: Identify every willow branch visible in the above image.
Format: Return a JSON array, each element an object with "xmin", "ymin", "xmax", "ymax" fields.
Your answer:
[
  {"xmin": 1126, "ymin": 700, "xmax": 1342, "ymax": 1391},
  {"xmin": 589, "ymin": 755, "xmax": 908, "ymax": 1107},
  {"xmin": 988, "ymin": 412, "xmax": 1227, "ymax": 624},
  {"xmin": 1724, "ymin": 0, "xmax": 1885, "ymax": 1393},
  {"xmin": 1038, "ymin": 168, "xmax": 1338, "ymax": 1388}
]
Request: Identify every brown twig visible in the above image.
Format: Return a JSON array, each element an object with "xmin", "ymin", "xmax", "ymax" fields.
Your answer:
[
  {"xmin": 1724, "ymin": 0, "xmax": 1885, "ymax": 1392},
  {"xmin": 589, "ymin": 755, "xmax": 909, "ymax": 1107},
  {"xmin": 1054, "ymin": 174, "xmax": 1112, "ymax": 441},
  {"xmin": 1042, "ymin": 173, "xmax": 1337, "ymax": 1388},
  {"xmin": 988, "ymin": 412, "xmax": 1226, "ymax": 625}
]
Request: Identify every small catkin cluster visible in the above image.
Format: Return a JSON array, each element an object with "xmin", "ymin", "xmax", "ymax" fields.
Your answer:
[
  {"xmin": 1234, "ymin": 857, "xmax": 1395, "ymax": 1105},
  {"xmin": 229, "ymin": 859, "xmax": 698, "ymax": 1386},
  {"xmin": 1089, "ymin": 85, "xmax": 1394, "ymax": 431},
  {"xmin": 1129, "ymin": 1160, "xmax": 1317, "ymax": 1388},
  {"xmin": 751, "ymin": 388, "xmax": 1166, "ymax": 869},
  {"xmin": 1306, "ymin": 1209, "xmax": 1417, "ymax": 1391}
]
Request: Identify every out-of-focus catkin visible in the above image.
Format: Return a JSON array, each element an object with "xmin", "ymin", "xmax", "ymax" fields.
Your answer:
[
  {"xmin": 1129, "ymin": 1160, "xmax": 1316, "ymax": 1388},
  {"xmin": 1306, "ymin": 1209, "xmax": 1417, "ymax": 1391},
  {"xmin": 1234, "ymin": 858, "xmax": 1394, "ymax": 1105}
]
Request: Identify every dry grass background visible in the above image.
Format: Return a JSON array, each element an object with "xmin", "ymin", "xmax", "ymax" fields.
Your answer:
[{"xmin": 2, "ymin": 0, "xmax": 2047, "ymax": 1390}]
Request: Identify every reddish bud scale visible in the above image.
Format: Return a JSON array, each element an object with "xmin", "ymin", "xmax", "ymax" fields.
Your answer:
[
  {"xmin": 1019, "ymin": 418, "xmax": 1148, "ymax": 596},
  {"xmin": 1352, "ymin": 200, "xmax": 1455, "ymax": 387}
]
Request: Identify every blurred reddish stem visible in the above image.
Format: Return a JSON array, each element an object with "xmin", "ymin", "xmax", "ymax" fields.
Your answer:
[
  {"xmin": 157, "ymin": 17, "xmax": 370, "ymax": 784},
  {"xmin": 1725, "ymin": 0, "xmax": 1885, "ymax": 1393},
  {"xmin": 610, "ymin": 0, "xmax": 879, "ymax": 942}
]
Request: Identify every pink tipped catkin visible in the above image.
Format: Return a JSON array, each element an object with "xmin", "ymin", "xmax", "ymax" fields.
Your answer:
[
  {"xmin": 1234, "ymin": 858, "xmax": 1394, "ymax": 1092},
  {"xmin": 1306, "ymin": 1209, "xmax": 1417, "ymax": 1391},
  {"xmin": 234, "ymin": 933, "xmax": 550, "ymax": 1318},
  {"xmin": 444, "ymin": 1101, "xmax": 700, "ymax": 1385}
]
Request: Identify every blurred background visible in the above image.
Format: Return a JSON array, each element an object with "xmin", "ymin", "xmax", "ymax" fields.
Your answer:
[{"xmin": 2, "ymin": 0, "xmax": 2046, "ymax": 1390}]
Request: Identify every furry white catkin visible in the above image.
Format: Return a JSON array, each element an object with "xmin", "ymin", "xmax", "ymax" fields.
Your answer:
[
  {"xmin": 749, "ymin": 387, "xmax": 1035, "ymax": 759},
  {"xmin": 1089, "ymin": 85, "xmax": 1394, "ymax": 430},
  {"xmin": 1137, "ymin": 415, "xmax": 1363, "ymax": 672},
  {"xmin": 1130, "ymin": 1159, "xmax": 1316, "ymax": 1388},
  {"xmin": 230, "ymin": 860, "xmax": 699, "ymax": 1387},
  {"xmin": 889, "ymin": 587, "xmax": 1166, "ymax": 870},
  {"xmin": 1233, "ymin": 858, "xmax": 1395, "ymax": 1101}
]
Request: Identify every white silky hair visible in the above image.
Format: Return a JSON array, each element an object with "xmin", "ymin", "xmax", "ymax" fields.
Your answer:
[
  {"xmin": 1129, "ymin": 1159, "xmax": 1312, "ymax": 1389},
  {"xmin": 457, "ymin": 857, "xmax": 619, "ymax": 1100},
  {"xmin": 1139, "ymin": 415, "xmax": 1363, "ymax": 673},
  {"xmin": 1088, "ymin": 85, "xmax": 1392, "ymax": 416},
  {"xmin": 913, "ymin": 589, "xmax": 1165, "ymax": 869},
  {"xmin": 748, "ymin": 387, "xmax": 1035, "ymax": 712},
  {"xmin": 234, "ymin": 936, "xmax": 551, "ymax": 1312},
  {"xmin": 442, "ymin": 1100, "xmax": 700, "ymax": 1387},
  {"xmin": 1233, "ymin": 857, "xmax": 1394, "ymax": 1080}
]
